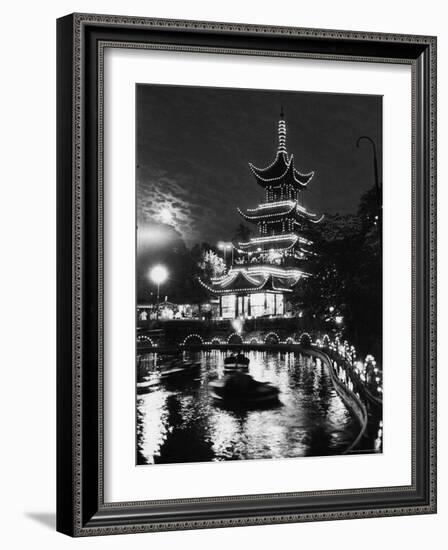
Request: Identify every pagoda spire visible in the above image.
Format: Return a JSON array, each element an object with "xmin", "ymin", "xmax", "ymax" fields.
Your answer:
[{"xmin": 278, "ymin": 106, "xmax": 287, "ymax": 155}]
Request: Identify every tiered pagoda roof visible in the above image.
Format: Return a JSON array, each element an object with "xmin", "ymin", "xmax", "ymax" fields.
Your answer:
[
  {"xmin": 199, "ymin": 107, "xmax": 322, "ymax": 301},
  {"xmin": 199, "ymin": 269, "xmax": 302, "ymax": 295},
  {"xmin": 235, "ymin": 233, "xmax": 312, "ymax": 254},
  {"xmin": 248, "ymin": 114, "xmax": 315, "ymax": 188},
  {"xmin": 249, "ymin": 152, "xmax": 314, "ymax": 187},
  {"xmin": 237, "ymin": 200, "xmax": 324, "ymax": 224}
]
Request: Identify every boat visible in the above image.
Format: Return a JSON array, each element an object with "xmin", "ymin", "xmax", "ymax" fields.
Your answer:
[
  {"xmin": 159, "ymin": 360, "xmax": 201, "ymax": 381},
  {"xmin": 224, "ymin": 354, "xmax": 250, "ymax": 371},
  {"xmin": 209, "ymin": 373, "xmax": 280, "ymax": 406}
]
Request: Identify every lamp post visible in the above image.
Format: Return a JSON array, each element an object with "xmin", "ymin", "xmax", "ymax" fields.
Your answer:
[
  {"xmin": 357, "ymin": 136, "xmax": 380, "ymax": 200},
  {"xmin": 356, "ymin": 135, "xmax": 382, "ymax": 243},
  {"xmin": 149, "ymin": 265, "xmax": 168, "ymax": 319}
]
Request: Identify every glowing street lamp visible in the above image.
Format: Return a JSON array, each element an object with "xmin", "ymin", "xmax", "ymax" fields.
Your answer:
[{"xmin": 149, "ymin": 264, "xmax": 168, "ymax": 319}]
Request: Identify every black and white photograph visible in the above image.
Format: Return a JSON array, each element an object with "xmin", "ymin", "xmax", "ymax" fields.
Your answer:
[
  {"xmin": 1, "ymin": 1, "xmax": 441, "ymax": 544},
  {"xmin": 135, "ymin": 84, "xmax": 383, "ymax": 465}
]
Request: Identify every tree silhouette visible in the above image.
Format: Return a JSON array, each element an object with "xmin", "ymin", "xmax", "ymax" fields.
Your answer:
[
  {"xmin": 232, "ymin": 223, "xmax": 252, "ymax": 243},
  {"xmin": 291, "ymin": 184, "xmax": 382, "ymax": 358}
]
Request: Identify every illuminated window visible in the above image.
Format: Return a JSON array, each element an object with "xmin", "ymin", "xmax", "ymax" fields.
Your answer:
[
  {"xmin": 276, "ymin": 294, "xmax": 284, "ymax": 315},
  {"xmin": 250, "ymin": 292, "xmax": 265, "ymax": 317},
  {"xmin": 265, "ymin": 293, "xmax": 276, "ymax": 315},
  {"xmin": 221, "ymin": 295, "xmax": 235, "ymax": 318}
]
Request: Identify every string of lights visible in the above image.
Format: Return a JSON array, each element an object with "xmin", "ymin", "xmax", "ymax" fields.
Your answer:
[
  {"xmin": 170, "ymin": 333, "xmax": 383, "ymax": 397},
  {"xmin": 200, "ymin": 109, "xmax": 322, "ymax": 317}
]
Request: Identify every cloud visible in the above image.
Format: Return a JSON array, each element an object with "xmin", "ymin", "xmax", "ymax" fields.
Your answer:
[
  {"xmin": 136, "ymin": 84, "xmax": 382, "ymax": 248},
  {"xmin": 137, "ymin": 163, "xmax": 246, "ymax": 247}
]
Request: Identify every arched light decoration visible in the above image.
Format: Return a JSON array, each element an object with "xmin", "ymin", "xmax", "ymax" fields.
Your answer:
[
  {"xmin": 298, "ymin": 332, "xmax": 312, "ymax": 346},
  {"xmin": 264, "ymin": 331, "xmax": 280, "ymax": 344},
  {"xmin": 182, "ymin": 334, "xmax": 204, "ymax": 346},
  {"xmin": 227, "ymin": 332, "xmax": 243, "ymax": 343}
]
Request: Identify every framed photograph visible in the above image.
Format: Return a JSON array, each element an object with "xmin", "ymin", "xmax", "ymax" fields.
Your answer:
[{"xmin": 57, "ymin": 13, "xmax": 437, "ymax": 536}]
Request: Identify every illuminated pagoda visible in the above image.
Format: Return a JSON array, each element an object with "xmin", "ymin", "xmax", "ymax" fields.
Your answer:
[{"xmin": 200, "ymin": 108, "xmax": 323, "ymax": 319}]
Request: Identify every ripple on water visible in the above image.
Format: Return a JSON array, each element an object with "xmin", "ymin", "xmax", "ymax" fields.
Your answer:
[{"xmin": 137, "ymin": 350, "xmax": 360, "ymax": 465}]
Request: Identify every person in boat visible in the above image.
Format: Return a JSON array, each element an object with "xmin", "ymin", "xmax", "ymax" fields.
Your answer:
[{"xmin": 235, "ymin": 350, "xmax": 248, "ymax": 364}]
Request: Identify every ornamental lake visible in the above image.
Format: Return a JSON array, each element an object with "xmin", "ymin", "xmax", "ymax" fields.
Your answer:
[{"xmin": 136, "ymin": 350, "xmax": 378, "ymax": 465}]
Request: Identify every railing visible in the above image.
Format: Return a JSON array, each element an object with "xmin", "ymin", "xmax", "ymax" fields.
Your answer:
[
  {"xmin": 313, "ymin": 337, "xmax": 383, "ymax": 405},
  {"xmin": 309, "ymin": 348, "xmax": 368, "ymax": 454}
]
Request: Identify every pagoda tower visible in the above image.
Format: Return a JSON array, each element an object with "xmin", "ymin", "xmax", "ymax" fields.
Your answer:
[{"xmin": 200, "ymin": 108, "xmax": 323, "ymax": 319}]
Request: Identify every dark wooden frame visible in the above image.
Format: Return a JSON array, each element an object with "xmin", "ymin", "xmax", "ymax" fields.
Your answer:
[{"xmin": 57, "ymin": 13, "xmax": 437, "ymax": 537}]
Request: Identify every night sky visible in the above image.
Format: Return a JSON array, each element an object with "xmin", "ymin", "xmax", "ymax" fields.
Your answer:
[{"xmin": 136, "ymin": 84, "xmax": 382, "ymax": 248}]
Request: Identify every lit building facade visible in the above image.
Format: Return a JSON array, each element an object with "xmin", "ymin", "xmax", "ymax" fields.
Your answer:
[{"xmin": 200, "ymin": 109, "xmax": 323, "ymax": 318}]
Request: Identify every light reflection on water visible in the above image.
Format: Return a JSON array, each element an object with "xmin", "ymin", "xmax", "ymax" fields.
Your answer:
[{"xmin": 137, "ymin": 351, "xmax": 360, "ymax": 465}]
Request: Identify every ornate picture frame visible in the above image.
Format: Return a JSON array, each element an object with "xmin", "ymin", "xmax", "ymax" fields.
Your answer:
[{"xmin": 57, "ymin": 13, "xmax": 436, "ymax": 536}]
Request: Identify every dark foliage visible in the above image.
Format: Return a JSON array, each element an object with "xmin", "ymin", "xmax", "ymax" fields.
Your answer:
[
  {"xmin": 137, "ymin": 195, "xmax": 382, "ymax": 359},
  {"xmin": 232, "ymin": 223, "xmax": 253, "ymax": 243},
  {"xmin": 291, "ymin": 185, "xmax": 382, "ymax": 358}
]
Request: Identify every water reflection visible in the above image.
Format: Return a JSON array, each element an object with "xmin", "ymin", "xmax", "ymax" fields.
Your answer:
[{"xmin": 137, "ymin": 351, "xmax": 361, "ymax": 465}]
